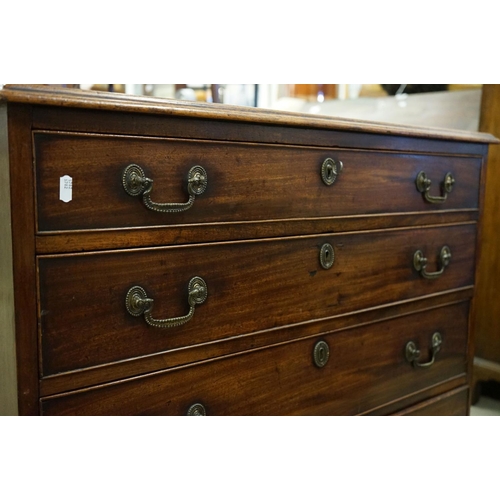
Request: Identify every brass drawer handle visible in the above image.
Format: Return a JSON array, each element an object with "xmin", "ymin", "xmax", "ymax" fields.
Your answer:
[
  {"xmin": 416, "ymin": 171, "xmax": 455, "ymax": 204},
  {"xmin": 125, "ymin": 277, "xmax": 207, "ymax": 328},
  {"xmin": 122, "ymin": 164, "xmax": 207, "ymax": 213},
  {"xmin": 321, "ymin": 158, "xmax": 343, "ymax": 185},
  {"xmin": 187, "ymin": 403, "xmax": 206, "ymax": 416},
  {"xmin": 413, "ymin": 246, "xmax": 451, "ymax": 279},
  {"xmin": 405, "ymin": 332, "xmax": 442, "ymax": 368}
]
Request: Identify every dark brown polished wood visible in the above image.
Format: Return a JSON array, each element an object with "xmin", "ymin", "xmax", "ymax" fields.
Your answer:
[
  {"xmin": 392, "ymin": 386, "xmax": 469, "ymax": 416},
  {"xmin": 42, "ymin": 302, "xmax": 469, "ymax": 416},
  {"xmin": 39, "ymin": 224, "xmax": 476, "ymax": 376},
  {"xmin": 34, "ymin": 132, "xmax": 481, "ymax": 232},
  {"xmin": 0, "ymin": 85, "xmax": 497, "ymax": 415}
]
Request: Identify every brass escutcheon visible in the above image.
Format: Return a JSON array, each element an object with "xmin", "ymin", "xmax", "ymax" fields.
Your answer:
[
  {"xmin": 313, "ymin": 340, "xmax": 330, "ymax": 368},
  {"xmin": 320, "ymin": 243, "xmax": 335, "ymax": 270},
  {"xmin": 321, "ymin": 158, "xmax": 343, "ymax": 186},
  {"xmin": 187, "ymin": 403, "xmax": 207, "ymax": 416}
]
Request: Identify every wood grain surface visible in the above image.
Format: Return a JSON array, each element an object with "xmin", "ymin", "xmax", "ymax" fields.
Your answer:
[
  {"xmin": 38, "ymin": 223, "xmax": 476, "ymax": 376},
  {"xmin": 392, "ymin": 386, "xmax": 468, "ymax": 416},
  {"xmin": 6, "ymin": 105, "xmax": 40, "ymax": 415}
]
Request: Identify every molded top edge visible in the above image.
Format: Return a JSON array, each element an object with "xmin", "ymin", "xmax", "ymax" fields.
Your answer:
[{"xmin": 1, "ymin": 85, "xmax": 498, "ymax": 144}]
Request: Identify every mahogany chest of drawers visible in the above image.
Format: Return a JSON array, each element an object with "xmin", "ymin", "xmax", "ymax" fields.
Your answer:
[{"xmin": 0, "ymin": 85, "xmax": 496, "ymax": 416}]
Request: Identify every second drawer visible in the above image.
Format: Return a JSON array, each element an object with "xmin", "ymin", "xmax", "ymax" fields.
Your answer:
[{"xmin": 38, "ymin": 223, "xmax": 476, "ymax": 376}]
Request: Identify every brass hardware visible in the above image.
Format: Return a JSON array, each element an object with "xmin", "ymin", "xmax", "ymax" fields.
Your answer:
[
  {"xmin": 313, "ymin": 340, "xmax": 330, "ymax": 368},
  {"xmin": 122, "ymin": 164, "xmax": 207, "ymax": 213},
  {"xmin": 413, "ymin": 246, "xmax": 451, "ymax": 279},
  {"xmin": 187, "ymin": 403, "xmax": 206, "ymax": 416},
  {"xmin": 416, "ymin": 171, "xmax": 455, "ymax": 204},
  {"xmin": 125, "ymin": 277, "xmax": 207, "ymax": 328},
  {"xmin": 405, "ymin": 332, "xmax": 442, "ymax": 368},
  {"xmin": 320, "ymin": 243, "xmax": 335, "ymax": 270},
  {"xmin": 321, "ymin": 158, "xmax": 343, "ymax": 186}
]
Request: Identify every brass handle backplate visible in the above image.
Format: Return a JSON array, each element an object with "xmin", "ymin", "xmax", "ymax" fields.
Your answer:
[
  {"xmin": 416, "ymin": 171, "xmax": 455, "ymax": 204},
  {"xmin": 126, "ymin": 277, "xmax": 207, "ymax": 328},
  {"xmin": 321, "ymin": 158, "xmax": 343, "ymax": 186},
  {"xmin": 413, "ymin": 246, "xmax": 451, "ymax": 279},
  {"xmin": 187, "ymin": 403, "xmax": 206, "ymax": 416},
  {"xmin": 405, "ymin": 332, "xmax": 442, "ymax": 368},
  {"xmin": 122, "ymin": 164, "xmax": 207, "ymax": 213}
]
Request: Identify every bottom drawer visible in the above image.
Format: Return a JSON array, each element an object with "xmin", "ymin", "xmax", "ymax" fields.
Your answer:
[
  {"xmin": 393, "ymin": 386, "xmax": 469, "ymax": 416},
  {"xmin": 41, "ymin": 301, "xmax": 469, "ymax": 416}
]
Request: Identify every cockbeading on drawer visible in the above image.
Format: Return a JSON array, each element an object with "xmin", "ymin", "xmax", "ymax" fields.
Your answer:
[
  {"xmin": 34, "ymin": 132, "xmax": 482, "ymax": 232},
  {"xmin": 38, "ymin": 223, "xmax": 476, "ymax": 376},
  {"xmin": 41, "ymin": 301, "xmax": 470, "ymax": 416}
]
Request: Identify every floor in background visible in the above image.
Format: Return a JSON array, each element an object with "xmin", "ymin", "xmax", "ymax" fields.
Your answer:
[{"xmin": 471, "ymin": 396, "xmax": 500, "ymax": 416}]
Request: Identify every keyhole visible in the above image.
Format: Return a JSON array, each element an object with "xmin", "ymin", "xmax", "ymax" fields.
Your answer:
[
  {"xmin": 320, "ymin": 243, "xmax": 334, "ymax": 270},
  {"xmin": 318, "ymin": 347, "xmax": 325, "ymax": 362}
]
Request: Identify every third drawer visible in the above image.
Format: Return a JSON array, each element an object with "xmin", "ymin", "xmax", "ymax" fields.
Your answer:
[{"xmin": 41, "ymin": 301, "xmax": 469, "ymax": 415}]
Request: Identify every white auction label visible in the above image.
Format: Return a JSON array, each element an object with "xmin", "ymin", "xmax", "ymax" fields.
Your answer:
[{"xmin": 59, "ymin": 175, "xmax": 73, "ymax": 203}]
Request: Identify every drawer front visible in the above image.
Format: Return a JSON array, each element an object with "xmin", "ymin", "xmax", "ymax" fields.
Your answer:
[
  {"xmin": 393, "ymin": 387, "xmax": 469, "ymax": 416},
  {"xmin": 41, "ymin": 302, "xmax": 470, "ymax": 415},
  {"xmin": 39, "ymin": 224, "xmax": 476, "ymax": 376},
  {"xmin": 34, "ymin": 133, "xmax": 481, "ymax": 232}
]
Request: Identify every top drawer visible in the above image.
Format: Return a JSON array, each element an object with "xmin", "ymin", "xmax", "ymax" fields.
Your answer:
[{"xmin": 34, "ymin": 132, "xmax": 482, "ymax": 232}]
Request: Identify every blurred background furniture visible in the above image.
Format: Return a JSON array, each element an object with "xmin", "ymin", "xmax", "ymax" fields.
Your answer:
[{"xmin": 472, "ymin": 84, "xmax": 500, "ymax": 401}]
